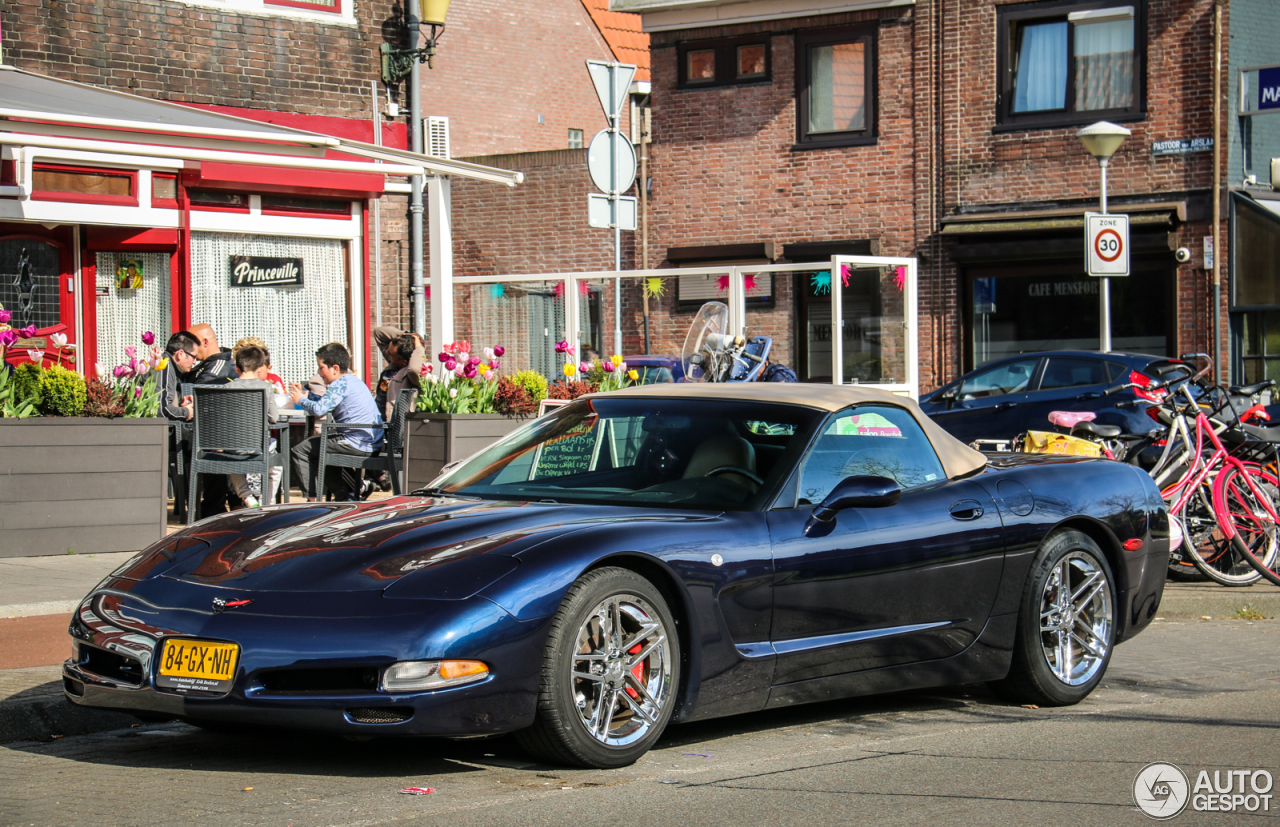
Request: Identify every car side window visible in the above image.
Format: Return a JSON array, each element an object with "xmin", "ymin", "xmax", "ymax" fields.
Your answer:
[
  {"xmin": 1039, "ymin": 357, "xmax": 1108, "ymax": 390},
  {"xmin": 797, "ymin": 405, "xmax": 947, "ymax": 505},
  {"xmin": 959, "ymin": 359, "xmax": 1038, "ymax": 400}
]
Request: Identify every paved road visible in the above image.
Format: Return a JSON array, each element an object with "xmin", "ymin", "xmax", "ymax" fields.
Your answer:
[{"xmin": 3, "ymin": 619, "xmax": 1278, "ymax": 827}]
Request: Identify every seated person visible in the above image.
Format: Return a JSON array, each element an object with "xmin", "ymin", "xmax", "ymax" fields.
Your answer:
[
  {"xmin": 225, "ymin": 346, "xmax": 285, "ymax": 508},
  {"xmin": 233, "ymin": 336, "xmax": 286, "ymax": 394},
  {"xmin": 159, "ymin": 331, "xmax": 198, "ymax": 421},
  {"xmin": 288, "ymin": 343, "xmax": 385, "ymax": 502}
]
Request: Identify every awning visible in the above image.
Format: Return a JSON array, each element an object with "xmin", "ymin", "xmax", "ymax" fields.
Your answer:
[
  {"xmin": 940, "ymin": 201, "xmax": 1185, "ymax": 235},
  {"xmin": 0, "ymin": 66, "xmax": 522, "ymax": 188}
]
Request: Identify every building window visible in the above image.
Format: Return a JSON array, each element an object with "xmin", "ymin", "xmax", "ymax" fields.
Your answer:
[
  {"xmin": 568, "ymin": 128, "xmax": 584, "ymax": 150},
  {"xmin": 997, "ymin": 1, "xmax": 1144, "ymax": 130},
  {"xmin": 260, "ymin": 195, "xmax": 351, "ymax": 217},
  {"xmin": 30, "ymin": 164, "xmax": 136, "ymax": 206},
  {"xmin": 152, "ymin": 174, "xmax": 178, "ymax": 208},
  {"xmin": 188, "ymin": 190, "xmax": 249, "ymax": 212},
  {"xmin": 795, "ymin": 27, "xmax": 876, "ymax": 149},
  {"xmin": 677, "ymin": 37, "xmax": 771, "ymax": 88}
]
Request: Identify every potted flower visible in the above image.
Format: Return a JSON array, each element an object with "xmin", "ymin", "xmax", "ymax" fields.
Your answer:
[{"xmin": 0, "ymin": 330, "xmax": 171, "ymax": 557}]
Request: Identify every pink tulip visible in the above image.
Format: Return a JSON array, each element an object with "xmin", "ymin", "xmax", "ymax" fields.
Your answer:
[
  {"xmin": 128, "ymin": 357, "xmax": 139, "ymax": 375},
  {"xmin": 579, "ymin": 361, "xmax": 591, "ymax": 374},
  {"xmin": 0, "ymin": 330, "xmax": 16, "ymax": 347},
  {"xmin": 617, "ymin": 361, "xmax": 628, "ymax": 373},
  {"xmin": 113, "ymin": 365, "xmax": 129, "ymax": 378},
  {"xmin": 467, "ymin": 356, "xmax": 481, "ymax": 367},
  {"xmin": 602, "ymin": 361, "xmax": 615, "ymax": 373},
  {"xmin": 454, "ymin": 365, "xmax": 465, "ymax": 376},
  {"xmin": 463, "ymin": 366, "xmax": 477, "ymax": 379},
  {"xmin": 141, "ymin": 331, "xmax": 155, "ymax": 346},
  {"xmin": 125, "ymin": 345, "xmax": 136, "ymax": 358},
  {"xmin": 0, "ymin": 309, "xmax": 10, "ymax": 323},
  {"xmin": 457, "ymin": 351, "xmax": 470, "ymax": 363},
  {"xmin": 18, "ymin": 325, "xmax": 36, "ymax": 338},
  {"xmin": 135, "ymin": 386, "xmax": 143, "ymax": 399},
  {"xmin": 27, "ymin": 349, "xmax": 44, "ymax": 362},
  {"xmin": 50, "ymin": 332, "xmax": 68, "ymax": 348},
  {"xmin": 555, "ymin": 341, "xmax": 568, "ymax": 354},
  {"xmin": 438, "ymin": 351, "xmax": 450, "ymax": 362},
  {"xmin": 419, "ymin": 363, "xmax": 433, "ymax": 375},
  {"xmin": 493, "ymin": 346, "xmax": 505, "ymax": 357},
  {"xmin": 444, "ymin": 359, "xmax": 457, "ymax": 372},
  {"xmin": 488, "ymin": 359, "xmax": 500, "ymax": 370}
]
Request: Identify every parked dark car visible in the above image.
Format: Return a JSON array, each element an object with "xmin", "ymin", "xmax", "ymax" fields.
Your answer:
[
  {"xmin": 65, "ymin": 384, "xmax": 1168, "ymax": 769},
  {"xmin": 919, "ymin": 351, "xmax": 1192, "ymax": 445}
]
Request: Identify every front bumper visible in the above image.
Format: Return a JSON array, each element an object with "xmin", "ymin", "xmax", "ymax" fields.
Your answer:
[{"xmin": 63, "ymin": 577, "xmax": 548, "ymax": 737}]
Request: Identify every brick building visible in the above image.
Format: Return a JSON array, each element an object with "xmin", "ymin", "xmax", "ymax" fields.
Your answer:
[
  {"xmin": 619, "ymin": 0, "xmax": 1278, "ymax": 392},
  {"xmin": 0, "ymin": 0, "xmax": 650, "ymax": 377}
]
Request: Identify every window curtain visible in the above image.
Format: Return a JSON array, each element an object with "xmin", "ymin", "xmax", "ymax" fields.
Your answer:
[
  {"xmin": 1075, "ymin": 19, "xmax": 1134, "ymax": 111},
  {"xmin": 808, "ymin": 42, "xmax": 865, "ymax": 134},
  {"xmin": 1012, "ymin": 21, "xmax": 1067, "ymax": 112}
]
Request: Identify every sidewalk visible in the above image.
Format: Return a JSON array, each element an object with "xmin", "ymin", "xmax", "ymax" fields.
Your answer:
[{"xmin": 1, "ymin": 549, "xmax": 1277, "ymax": 744}]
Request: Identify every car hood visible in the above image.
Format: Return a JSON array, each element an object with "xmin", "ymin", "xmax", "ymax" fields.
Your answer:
[{"xmin": 134, "ymin": 496, "xmax": 628, "ymax": 593}]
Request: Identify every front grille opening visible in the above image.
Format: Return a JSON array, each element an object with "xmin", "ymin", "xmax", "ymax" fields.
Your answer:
[
  {"xmin": 259, "ymin": 667, "xmax": 380, "ymax": 694},
  {"xmin": 81, "ymin": 646, "xmax": 143, "ymax": 686},
  {"xmin": 346, "ymin": 707, "xmax": 413, "ymax": 724}
]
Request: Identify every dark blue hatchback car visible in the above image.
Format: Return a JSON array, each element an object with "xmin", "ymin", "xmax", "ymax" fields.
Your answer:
[{"xmin": 919, "ymin": 350, "xmax": 1191, "ymax": 445}]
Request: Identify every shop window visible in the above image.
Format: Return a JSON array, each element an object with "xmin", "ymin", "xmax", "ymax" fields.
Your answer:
[
  {"xmin": 31, "ymin": 165, "xmax": 136, "ymax": 206},
  {"xmin": 795, "ymin": 27, "xmax": 876, "ymax": 149},
  {"xmin": 1230, "ymin": 194, "xmax": 1280, "ymax": 308},
  {"xmin": 968, "ymin": 267, "xmax": 1170, "ymax": 369},
  {"xmin": 152, "ymin": 174, "xmax": 178, "ymax": 209},
  {"xmin": 678, "ymin": 37, "xmax": 771, "ymax": 88},
  {"xmin": 260, "ymin": 195, "xmax": 351, "ymax": 218},
  {"xmin": 188, "ymin": 190, "xmax": 249, "ymax": 212},
  {"xmin": 997, "ymin": 1, "xmax": 1144, "ymax": 130},
  {"xmin": 1237, "ymin": 311, "xmax": 1280, "ymax": 384}
]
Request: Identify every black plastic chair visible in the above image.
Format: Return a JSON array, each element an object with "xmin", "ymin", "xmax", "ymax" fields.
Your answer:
[
  {"xmin": 187, "ymin": 385, "xmax": 273, "ymax": 525},
  {"xmin": 317, "ymin": 387, "xmax": 416, "ymax": 500}
]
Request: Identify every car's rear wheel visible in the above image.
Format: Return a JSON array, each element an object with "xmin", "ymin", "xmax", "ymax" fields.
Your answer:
[
  {"xmin": 988, "ymin": 529, "xmax": 1114, "ymax": 706},
  {"xmin": 516, "ymin": 567, "xmax": 680, "ymax": 768}
]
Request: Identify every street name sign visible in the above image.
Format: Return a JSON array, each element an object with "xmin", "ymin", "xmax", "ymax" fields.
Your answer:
[{"xmin": 1085, "ymin": 212, "xmax": 1130, "ymax": 277}]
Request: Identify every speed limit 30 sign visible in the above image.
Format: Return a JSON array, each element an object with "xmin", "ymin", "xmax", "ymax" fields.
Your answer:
[{"xmin": 1085, "ymin": 212, "xmax": 1129, "ymax": 276}]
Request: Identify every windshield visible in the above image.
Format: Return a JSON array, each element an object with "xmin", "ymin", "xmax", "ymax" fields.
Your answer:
[{"xmin": 428, "ymin": 398, "xmax": 823, "ymax": 511}]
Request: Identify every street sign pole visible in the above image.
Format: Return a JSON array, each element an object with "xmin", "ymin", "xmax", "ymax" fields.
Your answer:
[
  {"xmin": 586, "ymin": 60, "xmax": 637, "ymax": 356},
  {"xmin": 1100, "ymin": 158, "xmax": 1110, "ymax": 353},
  {"xmin": 1085, "ymin": 164, "xmax": 1130, "ymax": 353}
]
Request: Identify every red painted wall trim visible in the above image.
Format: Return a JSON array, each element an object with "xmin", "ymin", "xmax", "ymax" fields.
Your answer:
[
  {"xmin": 361, "ymin": 203, "xmax": 372, "ymax": 384},
  {"xmin": 191, "ymin": 162, "xmax": 385, "ymax": 198},
  {"xmin": 86, "ymin": 226, "xmax": 179, "ymax": 251},
  {"xmin": 264, "ymin": 0, "xmax": 342, "ymax": 13},
  {"xmin": 177, "ymin": 104, "xmax": 410, "ymax": 151}
]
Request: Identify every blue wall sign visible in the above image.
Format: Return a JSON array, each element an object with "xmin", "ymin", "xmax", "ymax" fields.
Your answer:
[{"xmin": 1261, "ymin": 66, "xmax": 1280, "ymax": 111}]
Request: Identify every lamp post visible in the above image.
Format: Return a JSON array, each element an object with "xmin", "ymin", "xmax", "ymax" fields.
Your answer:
[
  {"xmin": 381, "ymin": 0, "xmax": 449, "ymax": 339},
  {"xmin": 1076, "ymin": 121, "xmax": 1130, "ymax": 353}
]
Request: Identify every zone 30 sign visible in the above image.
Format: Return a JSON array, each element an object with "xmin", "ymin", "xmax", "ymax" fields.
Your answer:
[{"xmin": 1085, "ymin": 212, "xmax": 1130, "ymax": 277}]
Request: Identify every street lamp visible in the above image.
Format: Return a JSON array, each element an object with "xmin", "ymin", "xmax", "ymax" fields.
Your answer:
[
  {"xmin": 1076, "ymin": 120, "xmax": 1130, "ymax": 352},
  {"xmin": 380, "ymin": 0, "xmax": 450, "ymax": 339}
]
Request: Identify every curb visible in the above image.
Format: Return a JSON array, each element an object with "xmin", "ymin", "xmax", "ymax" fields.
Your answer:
[{"xmin": 2, "ymin": 586, "xmax": 1277, "ymax": 745}]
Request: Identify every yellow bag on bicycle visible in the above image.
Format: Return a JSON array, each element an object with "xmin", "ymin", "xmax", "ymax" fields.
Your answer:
[{"xmin": 1022, "ymin": 430, "xmax": 1103, "ymax": 457}]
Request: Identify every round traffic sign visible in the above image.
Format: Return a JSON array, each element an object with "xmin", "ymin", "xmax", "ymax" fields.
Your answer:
[
  {"xmin": 1094, "ymin": 228, "xmax": 1123, "ymax": 263},
  {"xmin": 587, "ymin": 129, "xmax": 638, "ymax": 195}
]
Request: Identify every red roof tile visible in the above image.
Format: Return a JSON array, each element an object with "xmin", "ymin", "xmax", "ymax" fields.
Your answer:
[{"xmin": 581, "ymin": 0, "xmax": 650, "ymax": 81}]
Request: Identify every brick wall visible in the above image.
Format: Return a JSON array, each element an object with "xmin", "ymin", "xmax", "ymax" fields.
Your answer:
[{"xmin": 419, "ymin": 0, "xmax": 631, "ymax": 157}]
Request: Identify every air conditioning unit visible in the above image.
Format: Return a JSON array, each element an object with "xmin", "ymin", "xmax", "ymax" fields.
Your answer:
[{"xmin": 426, "ymin": 117, "xmax": 450, "ymax": 159}]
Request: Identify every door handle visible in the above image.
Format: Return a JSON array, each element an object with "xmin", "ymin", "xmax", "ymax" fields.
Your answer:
[
  {"xmin": 949, "ymin": 500, "xmax": 984, "ymax": 521},
  {"xmin": 1077, "ymin": 392, "xmax": 1102, "ymax": 400},
  {"xmin": 993, "ymin": 401, "xmax": 1018, "ymax": 411}
]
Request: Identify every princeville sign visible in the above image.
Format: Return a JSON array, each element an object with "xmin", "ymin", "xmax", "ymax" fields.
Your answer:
[{"xmin": 229, "ymin": 256, "xmax": 304, "ymax": 288}]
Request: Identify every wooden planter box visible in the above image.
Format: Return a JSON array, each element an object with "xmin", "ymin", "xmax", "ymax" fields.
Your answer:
[
  {"xmin": 0, "ymin": 418, "xmax": 169, "ymax": 558},
  {"xmin": 404, "ymin": 412, "xmax": 527, "ymax": 492}
]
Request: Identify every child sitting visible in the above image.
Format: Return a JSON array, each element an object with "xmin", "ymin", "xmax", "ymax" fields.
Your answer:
[{"xmin": 226, "ymin": 346, "xmax": 284, "ymax": 508}]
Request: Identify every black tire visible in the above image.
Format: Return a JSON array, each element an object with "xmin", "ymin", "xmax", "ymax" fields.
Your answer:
[
  {"xmin": 515, "ymin": 567, "xmax": 680, "ymax": 768},
  {"xmin": 988, "ymin": 529, "xmax": 1115, "ymax": 706}
]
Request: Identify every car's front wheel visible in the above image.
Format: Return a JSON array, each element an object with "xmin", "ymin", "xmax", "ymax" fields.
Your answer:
[
  {"xmin": 989, "ymin": 529, "xmax": 1115, "ymax": 706},
  {"xmin": 516, "ymin": 567, "xmax": 680, "ymax": 768}
]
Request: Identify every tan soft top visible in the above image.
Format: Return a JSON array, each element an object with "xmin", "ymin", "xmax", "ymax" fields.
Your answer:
[{"xmin": 588, "ymin": 383, "xmax": 989, "ymax": 480}]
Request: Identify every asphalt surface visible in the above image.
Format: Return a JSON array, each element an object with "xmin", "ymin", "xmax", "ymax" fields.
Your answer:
[{"xmin": 2, "ymin": 618, "xmax": 1278, "ymax": 826}]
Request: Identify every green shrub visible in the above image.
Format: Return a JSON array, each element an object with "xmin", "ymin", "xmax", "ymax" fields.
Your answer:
[
  {"xmin": 510, "ymin": 369, "xmax": 548, "ymax": 404},
  {"xmin": 12, "ymin": 362, "xmax": 43, "ymax": 411},
  {"xmin": 39, "ymin": 364, "xmax": 86, "ymax": 417}
]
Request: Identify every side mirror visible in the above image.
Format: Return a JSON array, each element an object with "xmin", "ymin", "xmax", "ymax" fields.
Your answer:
[{"xmin": 811, "ymin": 475, "xmax": 902, "ymax": 523}]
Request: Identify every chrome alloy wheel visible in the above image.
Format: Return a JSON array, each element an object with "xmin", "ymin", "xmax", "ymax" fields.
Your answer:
[
  {"xmin": 1039, "ymin": 551, "xmax": 1113, "ymax": 686},
  {"xmin": 571, "ymin": 593, "xmax": 673, "ymax": 747}
]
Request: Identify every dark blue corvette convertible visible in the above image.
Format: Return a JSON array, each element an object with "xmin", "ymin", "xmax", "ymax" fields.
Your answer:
[{"xmin": 65, "ymin": 384, "xmax": 1170, "ymax": 768}]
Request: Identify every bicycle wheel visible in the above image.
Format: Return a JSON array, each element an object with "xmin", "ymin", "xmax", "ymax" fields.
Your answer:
[
  {"xmin": 1213, "ymin": 463, "xmax": 1280, "ymax": 587},
  {"xmin": 1176, "ymin": 478, "xmax": 1264, "ymax": 586}
]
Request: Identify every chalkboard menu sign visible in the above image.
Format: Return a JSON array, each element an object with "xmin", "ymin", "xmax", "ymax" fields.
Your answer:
[{"xmin": 532, "ymin": 419, "xmax": 608, "ymax": 478}]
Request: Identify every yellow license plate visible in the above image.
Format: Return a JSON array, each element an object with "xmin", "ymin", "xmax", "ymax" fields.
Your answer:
[{"xmin": 156, "ymin": 638, "xmax": 239, "ymax": 695}]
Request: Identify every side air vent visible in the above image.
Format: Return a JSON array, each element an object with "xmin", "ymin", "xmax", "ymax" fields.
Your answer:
[{"xmin": 346, "ymin": 707, "xmax": 413, "ymax": 724}]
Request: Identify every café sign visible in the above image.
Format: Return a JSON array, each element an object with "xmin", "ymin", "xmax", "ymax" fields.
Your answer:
[{"xmin": 229, "ymin": 256, "xmax": 304, "ymax": 288}]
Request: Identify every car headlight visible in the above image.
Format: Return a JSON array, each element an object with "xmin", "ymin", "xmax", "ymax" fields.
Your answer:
[{"xmin": 381, "ymin": 660, "xmax": 489, "ymax": 692}]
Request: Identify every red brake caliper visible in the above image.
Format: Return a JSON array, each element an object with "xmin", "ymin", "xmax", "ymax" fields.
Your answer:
[{"xmin": 626, "ymin": 643, "xmax": 645, "ymax": 700}]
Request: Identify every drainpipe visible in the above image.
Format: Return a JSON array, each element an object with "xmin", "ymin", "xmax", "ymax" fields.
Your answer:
[
  {"xmin": 1213, "ymin": 0, "xmax": 1222, "ymax": 381},
  {"xmin": 408, "ymin": 13, "xmax": 427, "ymax": 339}
]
